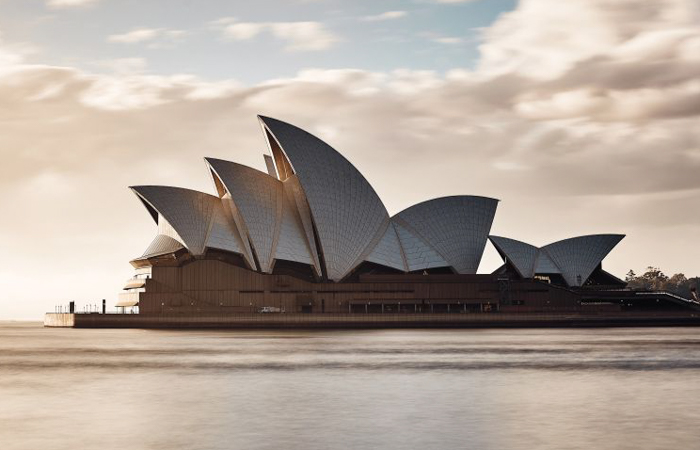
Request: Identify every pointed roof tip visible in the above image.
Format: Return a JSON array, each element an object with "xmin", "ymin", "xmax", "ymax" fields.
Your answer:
[
  {"xmin": 258, "ymin": 115, "xmax": 295, "ymax": 129},
  {"xmin": 203, "ymin": 156, "xmax": 222, "ymax": 165},
  {"xmin": 206, "ymin": 157, "xmax": 275, "ymax": 178},
  {"xmin": 128, "ymin": 184, "xmax": 166, "ymax": 192},
  {"xmin": 488, "ymin": 235, "xmax": 530, "ymax": 243}
]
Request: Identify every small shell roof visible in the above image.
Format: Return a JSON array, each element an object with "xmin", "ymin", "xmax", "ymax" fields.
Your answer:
[
  {"xmin": 490, "ymin": 234, "xmax": 624, "ymax": 286},
  {"xmin": 395, "ymin": 196, "xmax": 499, "ymax": 274}
]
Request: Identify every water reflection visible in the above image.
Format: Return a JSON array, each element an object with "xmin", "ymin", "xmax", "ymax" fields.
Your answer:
[{"xmin": 1, "ymin": 323, "xmax": 699, "ymax": 450}]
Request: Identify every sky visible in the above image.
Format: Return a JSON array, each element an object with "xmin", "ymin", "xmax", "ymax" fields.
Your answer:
[{"xmin": 1, "ymin": 0, "xmax": 699, "ymax": 319}]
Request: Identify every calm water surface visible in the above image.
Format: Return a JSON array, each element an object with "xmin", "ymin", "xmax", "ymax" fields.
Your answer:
[{"xmin": 1, "ymin": 322, "xmax": 699, "ymax": 450}]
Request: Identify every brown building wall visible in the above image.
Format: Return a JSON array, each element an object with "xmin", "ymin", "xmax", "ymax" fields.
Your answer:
[{"xmin": 136, "ymin": 259, "xmax": 589, "ymax": 315}]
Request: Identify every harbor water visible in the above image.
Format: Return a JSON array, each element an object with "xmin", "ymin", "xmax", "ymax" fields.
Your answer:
[{"xmin": 1, "ymin": 322, "xmax": 699, "ymax": 450}]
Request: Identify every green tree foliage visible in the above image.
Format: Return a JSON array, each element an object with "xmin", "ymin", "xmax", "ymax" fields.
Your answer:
[{"xmin": 626, "ymin": 266, "xmax": 700, "ymax": 300}]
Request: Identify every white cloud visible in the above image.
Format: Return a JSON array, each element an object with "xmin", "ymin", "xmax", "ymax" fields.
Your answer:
[
  {"xmin": 108, "ymin": 28, "xmax": 161, "ymax": 44},
  {"xmin": 269, "ymin": 22, "xmax": 338, "ymax": 51},
  {"xmin": 478, "ymin": 0, "xmax": 700, "ymax": 79},
  {"xmin": 223, "ymin": 22, "xmax": 266, "ymax": 40},
  {"xmin": 433, "ymin": 37, "xmax": 463, "ymax": 44},
  {"xmin": 94, "ymin": 57, "xmax": 148, "ymax": 74},
  {"xmin": 0, "ymin": 45, "xmax": 24, "ymax": 72},
  {"xmin": 0, "ymin": 33, "xmax": 38, "ymax": 74},
  {"xmin": 108, "ymin": 28, "xmax": 187, "ymax": 47},
  {"xmin": 362, "ymin": 11, "xmax": 408, "ymax": 21},
  {"xmin": 219, "ymin": 20, "xmax": 339, "ymax": 51},
  {"xmin": 47, "ymin": 0, "xmax": 99, "ymax": 9}
]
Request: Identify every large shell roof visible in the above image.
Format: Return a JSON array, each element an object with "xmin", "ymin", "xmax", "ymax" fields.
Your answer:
[
  {"xmin": 489, "ymin": 234, "xmax": 624, "ymax": 286},
  {"xmin": 258, "ymin": 116, "xmax": 390, "ymax": 281}
]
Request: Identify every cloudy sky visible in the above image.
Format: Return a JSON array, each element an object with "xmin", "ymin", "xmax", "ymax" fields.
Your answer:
[{"xmin": 1, "ymin": 0, "xmax": 699, "ymax": 319}]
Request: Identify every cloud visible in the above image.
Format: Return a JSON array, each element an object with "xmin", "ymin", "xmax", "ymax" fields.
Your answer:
[
  {"xmin": 217, "ymin": 19, "xmax": 339, "ymax": 51},
  {"xmin": 2, "ymin": 0, "xmax": 700, "ymax": 317},
  {"xmin": 93, "ymin": 57, "xmax": 148, "ymax": 74},
  {"xmin": 222, "ymin": 22, "xmax": 266, "ymax": 40},
  {"xmin": 47, "ymin": 0, "xmax": 99, "ymax": 9},
  {"xmin": 269, "ymin": 22, "xmax": 339, "ymax": 51},
  {"xmin": 108, "ymin": 28, "xmax": 161, "ymax": 44},
  {"xmin": 474, "ymin": 0, "xmax": 700, "ymax": 121},
  {"xmin": 0, "ymin": 33, "xmax": 38, "ymax": 73},
  {"xmin": 107, "ymin": 28, "xmax": 187, "ymax": 47},
  {"xmin": 362, "ymin": 11, "xmax": 408, "ymax": 22},
  {"xmin": 478, "ymin": 0, "xmax": 700, "ymax": 79},
  {"xmin": 433, "ymin": 37, "xmax": 463, "ymax": 44}
]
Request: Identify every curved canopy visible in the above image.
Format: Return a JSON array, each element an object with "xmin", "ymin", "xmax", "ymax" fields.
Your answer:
[
  {"xmin": 259, "ymin": 115, "xmax": 390, "ymax": 281},
  {"xmin": 394, "ymin": 196, "xmax": 499, "ymax": 274}
]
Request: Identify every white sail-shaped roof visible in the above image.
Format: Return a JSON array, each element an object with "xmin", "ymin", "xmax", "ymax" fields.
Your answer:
[
  {"xmin": 364, "ymin": 223, "xmax": 407, "ymax": 271},
  {"xmin": 543, "ymin": 234, "xmax": 624, "ymax": 286},
  {"xmin": 395, "ymin": 196, "xmax": 499, "ymax": 274},
  {"xmin": 259, "ymin": 116, "xmax": 390, "ymax": 281},
  {"xmin": 489, "ymin": 236, "xmax": 539, "ymax": 278},
  {"xmin": 273, "ymin": 181, "xmax": 318, "ymax": 271},
  {"xmin": 130, "ymin": 186, "xmax": 246, "ymax": 258},
  {"xmin": 206, "ymin": 203, "xmax": 247, "ymax": 257},
  {"xmin": 393, "ymin": 222, "xmax": 449, "ymax": 271},
  {"xmin": 490, "ymin": 234, "xmax": 624, "ymax": 286},
  {"xmin": 129, "ymin": 115, "xmax": 626, "ymax": 288},
  {"xmin": 206, "ymin": 158, "xmax": 283, "ymax": 273},
  {"xmin": 283, "ymin": 176, "xmax": 323, "ymax": 275},
  {"xmin": 533, "ymin": 251, "xmax": 561, "ymax": 274},
  {"xmin": 139, "ymin": 234, "xmax": 184, "ymax": 259}
]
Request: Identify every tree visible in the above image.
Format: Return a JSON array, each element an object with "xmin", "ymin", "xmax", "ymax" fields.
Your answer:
[
  {"xmin": 625, "ymin": 267, "xmax": 699, "ymax": 299},
  {"xmin": 640, "ymin": 267, "xmax": 668, "ymax": 291}
]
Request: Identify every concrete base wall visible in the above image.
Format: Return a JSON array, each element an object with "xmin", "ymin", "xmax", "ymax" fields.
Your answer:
[
  {"xmin": 44, "ymin": 312, "xmax": 700, "ymax": 329},
  {"xmin": 43, "ymin": 313, "xmax": 75, "ymax": 327}
]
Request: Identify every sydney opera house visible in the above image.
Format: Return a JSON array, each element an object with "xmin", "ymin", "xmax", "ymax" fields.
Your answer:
[{"xmin": 116, "ymin": 116, "xmax": 697, "ymax": 318}]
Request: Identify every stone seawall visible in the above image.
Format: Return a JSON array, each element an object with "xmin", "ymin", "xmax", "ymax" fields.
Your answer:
[{"xmin": 44, "ymin": 313, "xmax": 700, "ymax": 329}]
